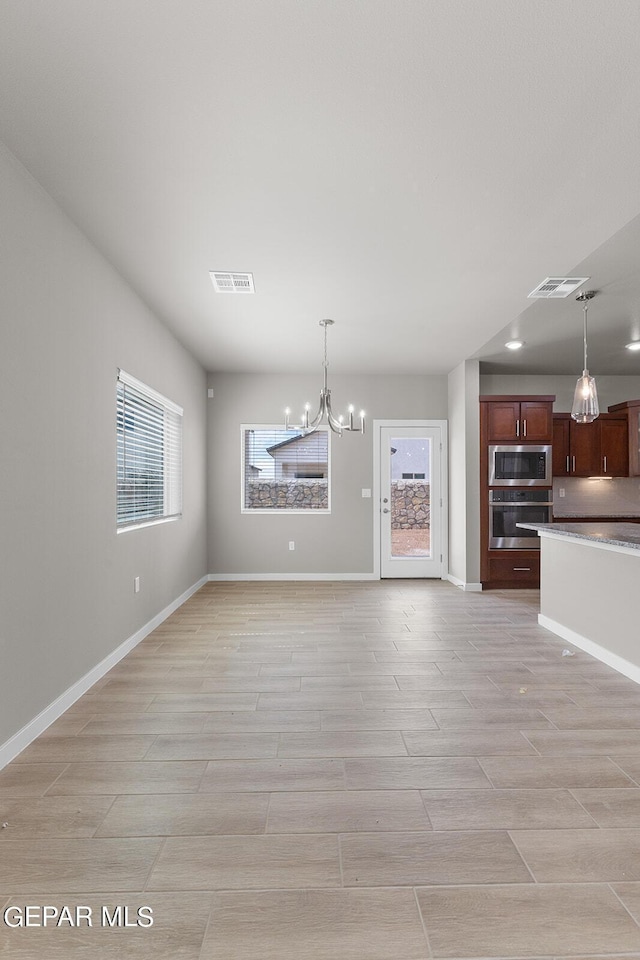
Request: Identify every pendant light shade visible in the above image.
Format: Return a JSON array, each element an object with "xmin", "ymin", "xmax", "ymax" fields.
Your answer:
[
  {"xmin": 571, "ymin": 291, "xmax": 599, "ymax": 423},
  {"xmin": 571, "ymin": 371, "xmax": 599, "ymax": 423}
]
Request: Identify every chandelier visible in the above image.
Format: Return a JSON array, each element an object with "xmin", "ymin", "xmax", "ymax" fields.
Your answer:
[
  {"xmin": 284, "ymin": 319, "xmax": 365, "ymax": 435},
  {"xmin": 571, "ymin": 290, "xmax": 599, "ymax": 423}
]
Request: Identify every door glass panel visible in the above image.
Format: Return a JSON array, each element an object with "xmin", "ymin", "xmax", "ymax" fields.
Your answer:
[{"xmin": 390, "ymin": 437, "xmax": 431, "ymax": 558}]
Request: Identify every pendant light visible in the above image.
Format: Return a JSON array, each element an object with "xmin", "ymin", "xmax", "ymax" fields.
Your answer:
[{"xmin": 571, "ymin": 290, "xmax": 599, "ymax": 423}]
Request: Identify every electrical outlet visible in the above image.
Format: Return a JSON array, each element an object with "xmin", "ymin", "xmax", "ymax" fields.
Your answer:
[
  {"xmin": 207, "ymin": 388, "xmax": 214, "ymax": 398},
  {"xmin": 289, "ymin": 541, "xmax": 295, "ymax": 550},
  {"xmin": 559, "ymin": 488, "xmax": 565, "ymax": 498},
  {"xmin": 134, "ymin": 576, "xmax": 140, "ymax": 593}
]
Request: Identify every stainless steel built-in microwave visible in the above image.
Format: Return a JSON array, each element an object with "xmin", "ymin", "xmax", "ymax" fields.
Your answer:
[{"xmin": 489, "ymin": 444, "xmax": 552, "ymax": 486}]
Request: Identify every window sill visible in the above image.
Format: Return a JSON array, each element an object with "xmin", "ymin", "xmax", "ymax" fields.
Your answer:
[{"xmin": 117, "ymin": 515, "xmax": 181, "ymax": 534}]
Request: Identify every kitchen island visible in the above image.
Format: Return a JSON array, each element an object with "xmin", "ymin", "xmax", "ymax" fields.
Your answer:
[{"xmin": 517, "ymin": 521, "xmax": 640, "ymax": 683}]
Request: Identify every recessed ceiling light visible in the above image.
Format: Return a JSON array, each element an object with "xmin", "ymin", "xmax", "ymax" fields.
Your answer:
[
  {"xmin": 505, "ymin": 340, "xmax": 525, "ymax": 350},
  {"xmin": 527, "ymin": 277, "xmax": 590, "ymax": 299},
  {"xmin": 626, "ymin": 341, "xmax": 640, "ymax": 351}
]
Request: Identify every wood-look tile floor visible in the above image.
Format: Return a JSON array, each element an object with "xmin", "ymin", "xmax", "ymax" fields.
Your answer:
[{"xmin": 3, "ymin": 580, "xmax": 640, "ymax": 958}]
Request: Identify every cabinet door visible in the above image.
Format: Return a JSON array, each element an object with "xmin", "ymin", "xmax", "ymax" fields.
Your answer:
[
  {"xmin": 630, "ymin": 408, "xmax": 640, "ymax": 476},
  {"xmin": 569, "ymin": 421, "xmax": 600, "ymax": 476},
  {"xmin": 520, "ymin": 401, "xmax": 553, "ymax": 442},
  {"xmin": 487, "ymin": 554, "xmax": 540, "ymax": 587},
  {"xmin": 486, "ymin": 401, "xmax": 520, "ymax": 442},
  {"xmin": 600, "ymin": 419, "xmax": 629, "ymax": 476},
  {"xmin": 552, "ymin": 418, "xmax": 570, "ymax": 476}
]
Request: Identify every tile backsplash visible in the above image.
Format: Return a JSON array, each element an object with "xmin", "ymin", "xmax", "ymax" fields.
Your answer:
[{"xmin": 553, "ymin": 476, "xmax": 640, "ymax": 517}]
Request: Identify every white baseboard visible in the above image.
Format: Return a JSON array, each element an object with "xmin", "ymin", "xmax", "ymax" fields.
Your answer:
[
  {"xmin": 447, "ymin": 574, "xmax": 483, "ymax": 592},
  {"xmin": 0, "ymin": 575, "xmax": 208, "ymax": 772},
  {"xmin": 208, "ymin": 573, "xmax": 377, "ymax": 581},
  {"xmin": 538, "ymin": 613, "xmax": 640, "ymax": 687}
]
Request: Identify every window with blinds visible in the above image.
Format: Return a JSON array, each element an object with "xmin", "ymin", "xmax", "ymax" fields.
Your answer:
[
  {"xmin": 241, "ymin": 426, "xmax": 330, "ymax": 512},
  {"xmin": 116, "ymin": 370, "xmax": 183, "ymax": 530}
]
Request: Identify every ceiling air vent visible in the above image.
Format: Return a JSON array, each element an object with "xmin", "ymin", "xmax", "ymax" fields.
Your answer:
[
  {"xmin": 527, "ymin": 277, "xmax": 590, "ymax": 299},
  {"xmin": 210, "ymin": 271, "xmax": 255, "ymax": 294},
  {"xmin": 528, "ymin": 277, "xmax": 589, "ymax": 300}
]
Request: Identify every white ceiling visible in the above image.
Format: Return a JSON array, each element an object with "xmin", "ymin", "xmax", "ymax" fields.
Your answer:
[
  {"xmin": 1, "ymin": 0, "xmax": 640, "ymax": 375},
  {"xmin": 476, "ymin": 211, "xmax": 640, "ymax": 375}
]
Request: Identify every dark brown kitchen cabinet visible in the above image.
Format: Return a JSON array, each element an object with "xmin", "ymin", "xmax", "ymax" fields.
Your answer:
[
  {"xmin": 600, "ymin": 418, "xmax": 629, "ymax": 476},
  {"xmin": 608, "ymin": 399, "xmax": 640, "ymax": 476},
  {"xmin": 479, "ymin": 395, "xmax": 555, "ymax": 589},
  {"xmin": 552, "ymin": 417, "xmax": 570, "ymax": 476},
  {"xmin": 486, "ymin": 552, "xmax": 540, "ymax": 587},
  {"xmin": 552, "ymin": 413, "xmax": 629, "ymax": 477},
  {"xmin": 482, "ymin": 396, "xmax": 554, "ymax": 443}
]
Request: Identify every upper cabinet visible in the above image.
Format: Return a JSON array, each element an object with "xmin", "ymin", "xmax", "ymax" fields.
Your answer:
[
  {"xmin": 481, "ymin": 396, "xmax": 554, "ymax": 443},
  {"xmin": 608, "ymin": 399, "xmax": 640, "ymax": 476},
  {"xmin": 553, "ymin": 413, "xmax": 629, "ymax": 477}
]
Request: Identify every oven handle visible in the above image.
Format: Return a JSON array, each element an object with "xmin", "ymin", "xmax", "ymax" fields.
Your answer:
[{"xmin": 488, "ymin": 500, "xmax": 554, "ymax": 507}]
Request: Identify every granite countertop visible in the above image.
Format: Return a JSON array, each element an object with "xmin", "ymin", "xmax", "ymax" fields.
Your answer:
[{"xmin": 517, "ymin": 521, "xmax": 640, "ymax": 551}]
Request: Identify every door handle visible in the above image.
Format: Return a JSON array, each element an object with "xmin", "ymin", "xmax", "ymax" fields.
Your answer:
[
  {"xmin": 523, "ymin": 419, "xmax": 527, "ymax": 438},
  {"xmin": 572, "ymin": 456, "xmax": 576, "ymax": 472},
  {"xmin": 566, "ymin": 455, "xmax": 570, "ymax": 473},
  {"xmin": 603, "ymin": 455, "xmax": 607, "ymax": 473},
  {"xmin": 516, "ymin": 419, "xmax": 520, "ymax": 438}
]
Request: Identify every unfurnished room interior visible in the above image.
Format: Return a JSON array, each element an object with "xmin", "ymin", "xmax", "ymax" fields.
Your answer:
[{"xmin": 4, "ymin": 2, "xmax": 640, "ymax": 957}]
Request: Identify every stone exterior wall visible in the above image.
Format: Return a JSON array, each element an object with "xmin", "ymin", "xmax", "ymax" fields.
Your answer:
[
  {"xmin": 246, "ymin": 479, "xmax": 329, "ymax": 510},
  {"xmin": 245, "ymin": 478, "xmax": 427, "ymax": 518},
  {"xmin": 391, "ymin": 480, "xmax": 430, "ymax": 529}
]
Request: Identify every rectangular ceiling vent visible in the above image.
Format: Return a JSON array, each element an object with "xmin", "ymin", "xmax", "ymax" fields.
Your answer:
[
  {"xmin": 210, "ymin": 271, "xmax": 255, "ymax": 294},
  {"xmin": 527, "ymin": 277, "xmax": 590, "ymax": 299}
]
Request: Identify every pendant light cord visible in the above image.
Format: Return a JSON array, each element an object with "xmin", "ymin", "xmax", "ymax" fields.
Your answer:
[{"xmin": 583, "ymin": 300, "xmax": 589, "ymax": 372}]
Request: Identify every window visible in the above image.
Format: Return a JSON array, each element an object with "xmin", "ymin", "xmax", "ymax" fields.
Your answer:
[
  {"xmin": 402, "ymin": 472, "xmax": 426, "ymax": 480},
  {"xmin": 241, "ymin": 426, "xmax": 330, "ymax": 512},
  {"xmin": 116, "ymin": 369, "xmax": 183, "ymax": 530}
]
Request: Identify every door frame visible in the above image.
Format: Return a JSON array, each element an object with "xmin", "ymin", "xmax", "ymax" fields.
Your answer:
[{"xmin": 372, "ymin": 419, "xmax": 449, "ymax": 580}]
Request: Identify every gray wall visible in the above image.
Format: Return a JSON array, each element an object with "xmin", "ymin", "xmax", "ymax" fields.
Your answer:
[
  {"xmin": 448, "ymin": 360, "xmax": 481, "ymax": 586},
  {"xmin": 207, "ymin": 372, "xmax": 448, "ymax": 575},
  {"xmin": 0, "ymin": 145, "xmax": 208, "ymax": 748},
  {"xmin": 480, "ymin": 373, "xmax": 640, "ymax": 412}
]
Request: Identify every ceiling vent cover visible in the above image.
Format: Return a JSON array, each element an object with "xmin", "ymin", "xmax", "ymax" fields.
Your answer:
[
  {"xmin": 528, "ymin": 277, "xmax": 590, "ymax": 299},
  {"xmin": 210, "ymin": 271, "xmax": 255, "ymax": 293}
]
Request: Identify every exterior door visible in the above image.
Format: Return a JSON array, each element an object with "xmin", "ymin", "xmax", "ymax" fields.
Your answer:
[{"xmin": 379, "ymin": 424, "xmax": 445, "ymax": 578}]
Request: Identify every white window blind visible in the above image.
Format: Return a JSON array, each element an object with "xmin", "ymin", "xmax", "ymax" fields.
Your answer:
[
  {"xmin": 241, "ymin": 426, "xmax": 330, "ymax": 512},
  {"xmin": 116, "ymin": 370, "xmax": 183, "ymax": 530}
]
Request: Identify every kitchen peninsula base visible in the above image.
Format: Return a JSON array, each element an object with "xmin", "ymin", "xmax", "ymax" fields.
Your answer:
[{"xmin": 518, "ymin": 522, "xmax": 640, "ymax": 684}]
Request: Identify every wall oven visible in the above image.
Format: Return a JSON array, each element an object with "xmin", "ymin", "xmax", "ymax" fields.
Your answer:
[
  {"xmin": 489, "ymin": 444, "xmax": 552, "ymax": 486},
  {"xmin": 489, "ymin": 489, "xmax": 553, "ymax": 549}
]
